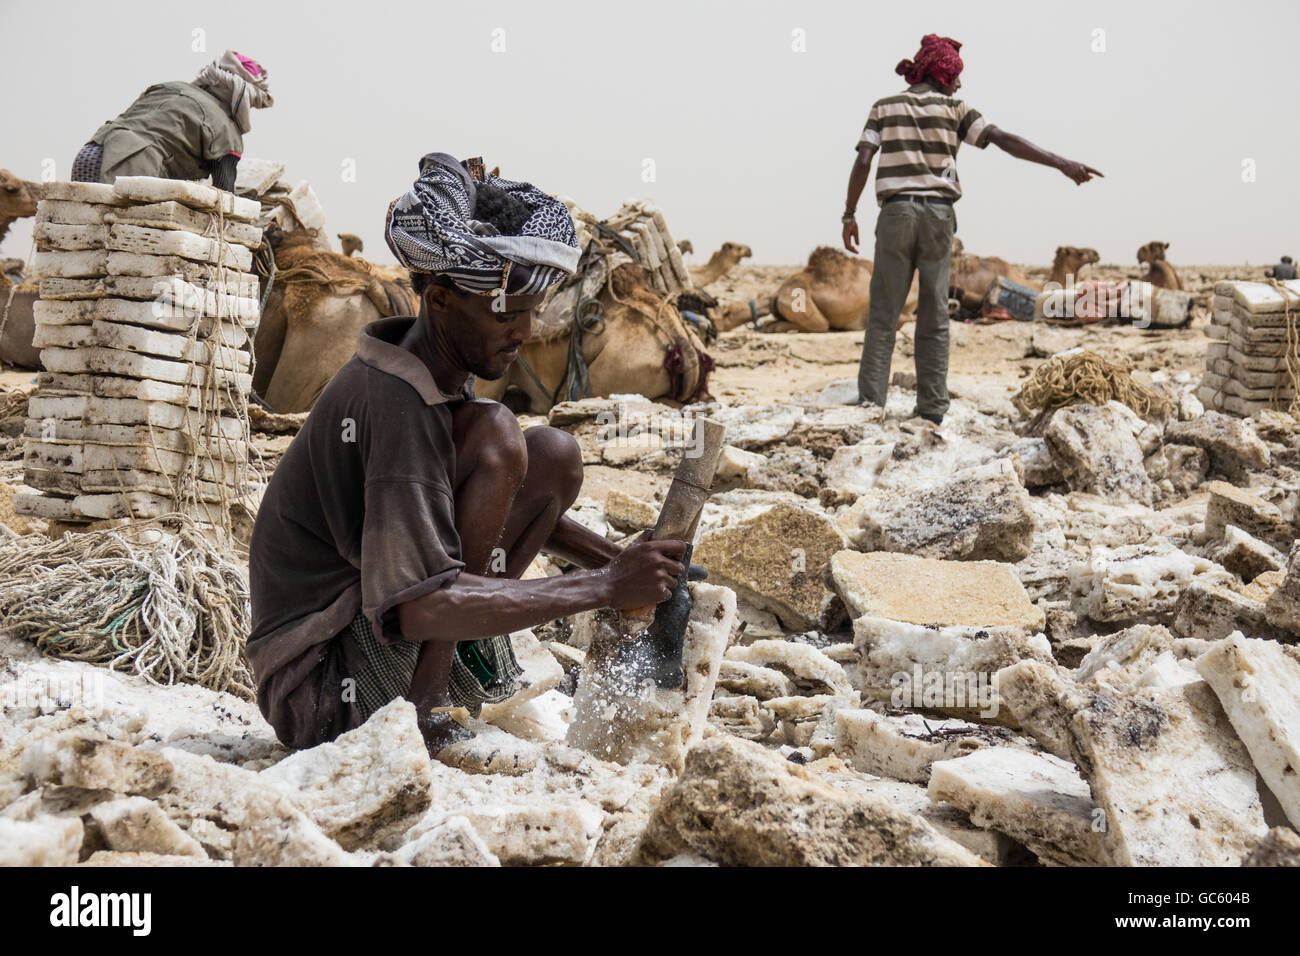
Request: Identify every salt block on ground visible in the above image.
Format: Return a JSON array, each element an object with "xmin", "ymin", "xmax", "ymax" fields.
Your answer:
[
  {"xmin": 1165, "ymin": 411, "xmax": 1269, "ymax": 480},
  {"xmin": 0, "ymin": 815, "xmax": 85, "ymax": 866},
  {"xmin": 724, "ymin": 639, "xmax": 850, "ymax": 696},
  {"xmin": 707, "ymin": 696, "xmax": 776, "ymax": 741},
  {"xmin": 928, "ymin": 746, "xmax": 1106, "ymax": 866},
  {"xmin": 1213, "ymin": 525, "xmax": 1285, "ymax": 581},
  {"xmin": 694, "ymin": 491, "xmax": 845, "ymax": 630},
  {"xmin": 999, "ymin": 661, "xmax": 1266, "ymax": 865},
  {"xmin": 78, "ymin": 851, "xmax": 226, "ymax": 866},
  {"xmin": 1074, "ymin": 624, "xmax": 1175, "ymax": 692},
  {"xmin": 1242, "ymin": 827, "xmax": 1300, "ymax": 866},
  {"xmin": 479, "ymin": 628, "xmax": 563, "ymax": 723},
  {"xmin": 1044, "ymin": 401, "xmax": 1155, "ymax": 506},
  {"xmin": 21, "ymin": 732, "xmax": 172, "ymax": 796},
  {"xmin": 1172, "ymin": 580, "xmax": 1288, "ymax": 643},
  {"xmin": 566, "ymin": 582, "xmax": 735, "ymax": 770},
  {"xmin": 395, "ymin": 815, "xmax": 500, "ymax": 867},
  {"xmin": 1070, "ymin": 542, "xmax": 1234, "ymax": 624},
  {"xmin": 1203, "ymin": 481, "xmax": 1294, "ymax": 550},
  {"xmin": 634, "ymin": 736, "xmax": 984, "ymax": 866},
  {"xmin": 436, "ymin": 723, "xmax": 543, "ymax": 776},
  {"xmin": 843, "ymin": 459, "xmax": 1036, "ymax": 562},
  {"xmin": 88, "ymin": 796, "xmax": 205, "ymax": 858},
  {"xmin": 831, "ymin": 550, "xmax": 1044, "ymax": 631},
  {"xmin": 231, "ymin": 789, "xmax": 354, "ymax": 867},
  {"xmin": 1265, "ymin": 545, "xmax": 1300, "ymax": 636},
  {"xmin": 714, "ymin": 659, "xmax": 794, "ymax": 700},
  {"xmin": 995, "ymin": 659, "xmax": 1089, "ymax": 760},
  {"xmin": 834, "ymin": 708, "xmax": 1027, "ymax": 783},
  {"xmin": 1196, "ymin": 633, "xmax": 1300, "ymax": 830},
  {"xmin": 258, "ymin": 699, "xmax": 432, "ymax": 850},
  {"xmin": 853, "ymin": 615, "xmax": 1053, "ymax": 723}
]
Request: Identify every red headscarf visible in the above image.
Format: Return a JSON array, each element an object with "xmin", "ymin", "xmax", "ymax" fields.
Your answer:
[{"xmin": 896, "ymin": 34, "xmax": 964, "ymax": 88}]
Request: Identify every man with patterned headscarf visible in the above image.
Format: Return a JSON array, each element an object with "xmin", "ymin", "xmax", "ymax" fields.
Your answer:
[
  {"xmin": 71, "ymin": 49, "xmax": 272, "ymax": 190},
  {"xmin": 248, "ymin": 154, "xmax": 691, "ymax": 754},
  {"xmin": 843, "ymin": 34, "xmax": 1102, "ymax": 424}
]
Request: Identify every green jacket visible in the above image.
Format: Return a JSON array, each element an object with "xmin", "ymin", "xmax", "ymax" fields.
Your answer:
[{"xmin": 90, "ymin": 80, "xmax": 243, "ymax": 183}]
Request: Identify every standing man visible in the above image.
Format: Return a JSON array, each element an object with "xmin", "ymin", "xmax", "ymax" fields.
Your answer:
[
  {"xmin": 843, "ymin": 34, "xmax": 1102, "ymax": 423},
  {"xmin": 248, "ymin": 153, "xmax": 690, "ymax": 754}
]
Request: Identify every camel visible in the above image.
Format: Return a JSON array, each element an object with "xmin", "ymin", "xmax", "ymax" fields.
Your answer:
[
  {"xmin": 252, "ymin": 227, "xmax": 417, "ymax": 412},
  {"xmin": 949, "ymin": 237, "xmax": 1036, "ymax": 300},
  {"xmin": 474, "ymin": 262, "xmax": 713, "ymax": 415},
  {"xmin": 337, "ymin": 233, "xmax": 363, "ymax": 257},
  {"xmin": 1050, "ymin": 245, "xmax": 1101, "ymax": 287},
  {"xmin": 1137, "ymin": 240, "xmax": 1181, "ymax": 290},
  {"xmin": 763, "ymin": 246, "xmax": 919, "ymax": 333},
  {"xmin": 689, "ymin": 241, "xmax": 751, "ymax": 287},
  {"xmin": 0, "ymin": 170, "xmax": 39, "ymax": 246},
  {"xmin": 0, "ymin": 280, "xmax": 39, "ymax": 369},
  {"xmin": 677, "ymin": 239, "xmax": 694, "ymax": 256}
]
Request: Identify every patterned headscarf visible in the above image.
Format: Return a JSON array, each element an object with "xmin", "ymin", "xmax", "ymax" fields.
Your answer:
[
  {"xmin": 194, "ymin": 49, "xmax": 273, "ymax": 135},
  {"xmin": 385, "ymin": 152, "xmax": 580, "ymax": 296},
  {"xmin": 896, "ymin": 34, "xmax": 964, "ymax": 89}
]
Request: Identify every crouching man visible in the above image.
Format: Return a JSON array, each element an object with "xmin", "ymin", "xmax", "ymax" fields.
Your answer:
[{"xmin": 248, "ymin": 153, "xmax": 687, "ymax": 753}]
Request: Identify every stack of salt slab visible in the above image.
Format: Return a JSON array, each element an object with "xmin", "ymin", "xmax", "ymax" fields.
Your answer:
[
  {"xmin": 14, "ymin": 176, "xmax": 262, "ymax": 528},
  {"xmin": 1198, "ymin": 279, "xmax": 1300, "ymax": 417}
]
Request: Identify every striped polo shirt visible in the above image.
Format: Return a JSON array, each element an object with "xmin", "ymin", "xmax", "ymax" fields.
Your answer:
[{"xmin": 856, "ymin": 83, "xmax": 993, "ymax": 203}]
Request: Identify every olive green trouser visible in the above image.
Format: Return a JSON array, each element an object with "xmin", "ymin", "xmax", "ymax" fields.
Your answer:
[{"xmin": 856, "ymin": 200, "xmax": 956, "ymax": 417}]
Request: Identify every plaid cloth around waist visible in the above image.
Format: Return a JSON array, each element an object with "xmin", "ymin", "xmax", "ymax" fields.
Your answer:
[{"xmin": 346, "ymin": 611, "xmax": 524, "ymax": 721}]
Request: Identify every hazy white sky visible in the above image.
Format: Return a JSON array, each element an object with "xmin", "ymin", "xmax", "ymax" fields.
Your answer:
[{"xmin": 2, "ymin": 0, "xmax": 1296, "ymax": 267}]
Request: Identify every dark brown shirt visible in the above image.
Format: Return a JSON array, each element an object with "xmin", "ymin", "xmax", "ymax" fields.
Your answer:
[{"xmin": 247, "ymin": 316, "xmax": 473, "ymax": 748}]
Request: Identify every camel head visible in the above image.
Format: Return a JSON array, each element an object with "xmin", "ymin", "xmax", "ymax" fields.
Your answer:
[
  {"xmin": 951, "ymin": 237, "xmax": 965, "ymax": 258},
  {"xmin": 715, "ymin": 242, "xmax": 752, "ymax": 266},
  {"xmin": 677, "ymin": 239, "xmax": 694, "ymax": 257},
  {"xmin": 338, "ymin": 233, "xmax": 364, "ymax": 257},
  {"xmin": 1054, "ymin": 245, "xmax": 1101, "ymax": 272},
  {"xmin": 0, "ymin": 170, "xmax": 40, "ymax": 243},
  {"xmin": 1137, "ymin": 241, "xmax": 1170, "ymax": 265}
]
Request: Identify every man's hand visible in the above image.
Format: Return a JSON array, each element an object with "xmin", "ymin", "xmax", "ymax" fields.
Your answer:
[
  {"xmin": 1058, "ymin": 159, "xmax": 1103, "ymax": 185},
  {"xmin": 604, "ymin": 531, "xmax": 687, "ymax": 611},
  {"xmin": 842, "ymin": 217, "xmax": 860, "ymax": 254}
]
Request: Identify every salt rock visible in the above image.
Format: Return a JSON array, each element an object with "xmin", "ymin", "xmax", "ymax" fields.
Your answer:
[
  {"xmin": 807, "ymin": 757, "xmax": 1028, "ymax": 866},
  {"xmin": 1196, "ymin": 634, "xmax": 1300, "ymax": 829},
  {"xmin": 733, "ymin": 600, "xmax": 785, "ymax": 642},
  {"xmin": 767, "ymin": 694, "xmax": 856, "ymax": 747},
  {"xmin": 454, "ymin": 802, "xmax": 604, "ymax": 866},
  {"xmin": 694, "ymin": 493, "xmax": 845, "ymax": 631},
  {"xmin": 714, "ymin": 445, "xmax": 766, "ymax": 482},
  {"xmin": 21, "ymin": 732, "xmax": 172, "ymax": 796},
  {"xmin": 1243, "ymin": 567, "xmax": 1285, "ymax": 603},
  {"xmin": 1005, "ymin": 437, "xmax": 1065, "ymax": 488},
  {"xmin": 744, "ymin": 445, "xmax": 822, "ymax": 497},
  {"xmin": 480, "ymin": 629, "xmax": 564, "ymax": 723},
  {"xmin": 78, "ymin": 851, "xmax": 226, "ymax": 866},
  {"xmin": 1165, "ymin": 411, "xmax": 1270, "ymax": 481},
  {"xmin": 1143, "ymin": 444, "xmax": 1209, "ymax": 500},
  {"xmin": 1132, "ymin": 651, "xmax": 1202, "ymax": 691},
  {"xmin": 634, "ymin": 736, "xmax": 984, "ymax": 866},
  {"xmin": 1000, "ymin": 661, "xmax": 1266, "ymax": 865},
  {"xmin": 707, "ymin": 695, "xmax": 776, "ymax": 741},
  {"xmin": 842, "ymin": 459, "xmax": 1036, "ymax": 562},
  {"xmin": 566, "ymin": 583, "xmax": 735, "ymax": 770},
  {"xmin": 1203, "ymin": 481, "xmax": 1293, "ymax": 551},
  {"xmin": 231, "ymin": 790, "xmax": 354, "ymax": 867},
  {"xmin": 1172, "ymin": 580, "xmax": 1288, "ymax": 643},
  {"xmin": 834, "ymin": 709, "xmax": 1026, "ymax": 783},
  {"xmin": 928, "ymin": 747, "xmax": 1106, "ymax": 866},
  {"xmin": 1243, "ymin": 827, "xmax": 1300, "ymax": 866},
  {"xmin": 436, "ymin": 723, "xmax": 542, "ymax": 776},
  {"xmin": 482, "ymin": 689, "xmax": 570, "ymax": 744},
  {"xmin": 853, "ymin": 616, "xmax": 1053, "ymax": 723},
  {"xmin": 153, "ymin": 748, "xmax": 274, "ymax": 857},
  {"xmin": 831, "ymin": 551, "xmax": 1044, "ymax": 631},
  {"xmin": 603, "ymin": 489, "xmax": 658, "ymax": 532},
  {"xmin": 714, "ymin": 659, "xmax": 794, "ymax": 700},
  {"xmin": 258, "ymin": 700, "xmax": 432, "ymax": 850},
  {"xmin": 1264, "ymin": 545, "xmax": 1300, "ymax": 636},
  {"xmin": 1213, "ymin": 525, "xmax": 1285, "ymax": 581},
  {"xmin": 1044, "ymin": 402, "xmax": 1155, "ymax": 505},
  {"xmin": 820, "ymin": 440, "xmax": 895, "ymax": 503},
  {"xmin": 0, "ymin": 815, "xmax": 84, "ymax": 866},
  {"xmin": 724, "ymin": 639, "xmax": 850, "ymax": 696},
  {"xmin": 395, "ymin": 815, "xmax": 500, "ymax": 867},
  {"xmin": 995, "ymin": 659, "xmax": 1090, "ymax": 760},
  {"xmin": 1070, "ymin": 543, "xmax": 1234, "ymax": 624},
  {"xmin": 87, "ymin": 796, "xmax": 205, "ymax": 857},
  {"xmin": 1074, "ymin": 624, "xmax": 1175, "ymax": 692}
]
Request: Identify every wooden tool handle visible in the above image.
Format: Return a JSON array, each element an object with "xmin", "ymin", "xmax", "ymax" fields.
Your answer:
[{"xmin": 622, "ymin": 417, "xmax": 726, "ymax": 623}]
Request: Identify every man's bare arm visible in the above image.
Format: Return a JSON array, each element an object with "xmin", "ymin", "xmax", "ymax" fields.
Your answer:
[
  {"xmin": 842, "ymin": 143, "xmax": 878, "ymax": 253},
  {"xmin": 985, "ymin": 127, "xmax": 1103, "ymax": 185},
  {"xmin": 396, "ymin": 535, "xmax": 686, "ymax": 643},
  {"xmin": 542, "ymin": 514, "xmax": 621, "ymax": 569}
]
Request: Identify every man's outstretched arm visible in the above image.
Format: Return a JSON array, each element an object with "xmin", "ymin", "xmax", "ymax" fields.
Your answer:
[
  {"xmin": 842, "ymin": 143, "xmax": 878, "ymax": 253},
  {"xmin": 985, "ymin": 127, "xmax": 1103, "ymax": 185}
]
